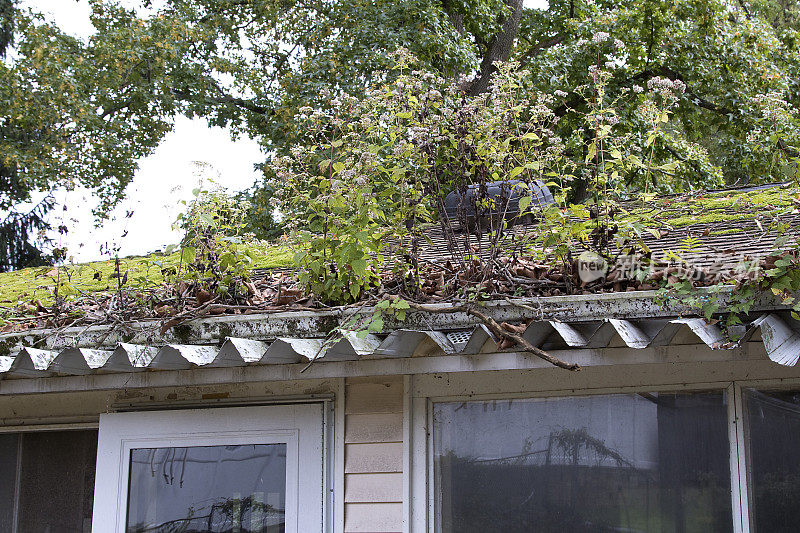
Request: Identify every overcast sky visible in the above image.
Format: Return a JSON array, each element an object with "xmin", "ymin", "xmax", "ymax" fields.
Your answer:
[{"xmin": 25, "ymin": 0, "xmax": 548, "ymax": 263}]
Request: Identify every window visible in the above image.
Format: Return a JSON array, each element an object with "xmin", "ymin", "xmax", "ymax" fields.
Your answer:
[
  {"xmin": 93, "ymin": 404, "xmax": 328, "ymax": 533},
  {"xmin": 0, "ymin": 430, "xmax": 98, "ymax": 533},
  {"xmin": 743, "ymin": 388, "xmax": 800, "ymax": 533},
  {"xmin": 432, "ymin": 392, "xmax": 733, "ymax": 533},
  {"xmin": 126, "ymin": 443, "xmax": 287, "ymax": 532}
]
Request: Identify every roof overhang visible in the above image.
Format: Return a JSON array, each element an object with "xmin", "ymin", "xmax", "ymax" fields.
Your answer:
[{"xmin": 0, "ymin": 290, "xmax": 797, "ymax": 391}]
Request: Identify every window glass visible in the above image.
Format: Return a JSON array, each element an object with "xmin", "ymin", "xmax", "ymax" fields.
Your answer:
[
  {"xmin": 433, "ymin": 392, "xmax": 732, "ymax": 533},
  {"xmin": 743, "ymin": 389, "xmax": 800, "ymax": 533},
  {"xmin": 0, "ymin": 434, "xmax": 19, "ymax": 532},
  {"xmin": 0, "ymin": 430, "xmax": 98, "ymax": 533},
  {"xmin": 126, "ymin": 443, "xmax": 287, "ymax": 533}
]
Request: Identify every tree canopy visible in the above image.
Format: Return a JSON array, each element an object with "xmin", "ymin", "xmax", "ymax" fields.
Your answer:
[{"xmin": 2, "ymin": 0, "xmax": 800, "ymax": 268}]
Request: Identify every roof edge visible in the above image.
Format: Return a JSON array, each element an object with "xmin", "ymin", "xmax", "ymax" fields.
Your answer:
[{"xmin": 0, "ymin": 288, "xmax": 790, "ymax": 352}]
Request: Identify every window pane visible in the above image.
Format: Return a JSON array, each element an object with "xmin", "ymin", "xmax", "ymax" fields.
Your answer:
[
  {"xmin": 0, "ymin": 434, "xmax": 18, "ymax": 532},
  {"xmin": 433, "ymin": 392, "xmax": 732, "ymax": 533},
  {"xmin": 743, "ymin": 389, "xmax": 800, "ymax": 532},
  {"xmin": 126, "ymin": 443, "xmax": 287, "ymax": 533},
  {"xmin": 16, "ymin": 430, "xmax": 97, "ymax": 533}
]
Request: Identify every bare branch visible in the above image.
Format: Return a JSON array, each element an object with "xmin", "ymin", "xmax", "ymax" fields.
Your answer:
[
  {"xmin": 391, "ymin": 296, "xmax": 581, "ymax": 371},
  {"xmin": 517, "ymin": 33, "xmax": 567, "ymax": 68}
]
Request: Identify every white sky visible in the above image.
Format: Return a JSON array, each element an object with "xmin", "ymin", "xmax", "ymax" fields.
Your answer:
[{"xmin": 24, "ymin": 0, "xmax": 548, "ymax": 263}]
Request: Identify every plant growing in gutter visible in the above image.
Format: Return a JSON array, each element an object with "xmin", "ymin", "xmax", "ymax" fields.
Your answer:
[
  {"xmin": 170, "ymin": 182, "xmax": 256, "ymax": 302},
  {"xmin": 280, "ymin": 44, "xmax": 711, "ymax": 369}
]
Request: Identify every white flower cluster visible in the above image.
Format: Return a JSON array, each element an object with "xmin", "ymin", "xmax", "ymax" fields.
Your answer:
[
  {"xmin": 593, "ymin": 31, "xmax": 610, "ymax": 43},
  {"xmin": 647, "ymin": 77, "xmax": 686, "ymax": 95}
]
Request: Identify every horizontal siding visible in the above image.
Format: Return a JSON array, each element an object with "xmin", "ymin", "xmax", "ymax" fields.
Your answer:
[
  {"xmin": 345, "ymin": 473, "xmax": 403, "ymax": 503},
  {"xmin": 345, "ymin": 503, "xmax": 403, "ymax": 533},
  {"xmin": 345, "ymin": 380, "xmax": 404, "ymax": 414},
  {"xmin": 345, "ymin": 442, "xmax": 403, "ymax": 473},
  {"xmin": 346, "ymin": 413, "xmax": 403, "ymax": 444},
  {"xmin": 344, "ymin": 376, "xmax": 404, "ymax": 533}
]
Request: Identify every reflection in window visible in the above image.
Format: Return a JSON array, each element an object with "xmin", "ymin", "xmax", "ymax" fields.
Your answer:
[
  {"xmin": 744, "ymin": 389, "xmax": 800, "ymax": 533},
  {"xmin": 126, "ymin": 443, "xmax": 286, "ymax": 533},
  {"xmin": 433, "ymin": 393, "xmax": 732, "ymax": 533}
]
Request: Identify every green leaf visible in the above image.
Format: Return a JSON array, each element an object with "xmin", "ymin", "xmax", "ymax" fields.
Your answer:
[
  {"xmin": 351, "ymin": 259, "xmax": 367, "ymax": 275},
  {"xmin": 392, "ymin": 299, "xmax": 410, "ymax": 310},
  {"xmin": 180, "ymin": 247, "xmax": 196, "ymax": 264},
  {"xmin": 585, "ymin": 142, "xmax": 597, "ymax": 163},
  {"xmin": 350, "ymin": 284, "xmax": 361, "ymax": 299},
  {"xmin": 509, "ymin": 166, "xmax": 524, "ymax": 179}
]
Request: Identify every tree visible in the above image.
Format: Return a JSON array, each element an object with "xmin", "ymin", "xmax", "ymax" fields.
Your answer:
[
  {"xmin": 0, "ymin": 1, "xmax": 208, "ymax": 269},
  {"xmin": 3, "ymin": 0, "xmax": 800, "ymax": 266},
  {"xmin": 148, "ymin": 0, "xmax": 800, "ymax": 196}
]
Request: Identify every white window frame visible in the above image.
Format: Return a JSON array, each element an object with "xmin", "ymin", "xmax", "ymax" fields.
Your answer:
[
  {"xmin": 731, "ymin": 377, "xmax": 800, "ymax": 533},
  {"xmin": 93, "ymin": 402, "xmax": 330, "ymax": 533},
  {"xmin": 408, "ymin": 371, "xmax": 800, "ymax": 533}
]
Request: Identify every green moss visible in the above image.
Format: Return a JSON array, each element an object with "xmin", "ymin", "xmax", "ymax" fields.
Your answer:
[
  {"xmin": 707, "ymin": 228, "xmax": 748, "ymax": 236},
  {"xmin": 629, "ymin": 187, "xmax": 798, "ymax": 228},
  {"xmin": 173, "ymin": 324, "xmax": 193, "ymax": 344},
  {"xmin": 0, "ymin": 242, "xmax": 295, "ymax": 306}
]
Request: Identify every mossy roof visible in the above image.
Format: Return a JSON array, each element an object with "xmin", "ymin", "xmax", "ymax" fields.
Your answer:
[
  {"xmin": 0, "ymin": 184, "xmax": 797, "ymax": 310},
  {"xmin": 638, "ymin": 185, "xmax": 798, "ymax": 228},
  {"xmin": 0, "ymin": 243, "xmax": 294, "ymax": 307}
]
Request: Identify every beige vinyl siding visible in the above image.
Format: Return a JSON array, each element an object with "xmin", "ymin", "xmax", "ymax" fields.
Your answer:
[{"xmin": 344, "ymin": 376, "xmax": 404, "ymax": 533}]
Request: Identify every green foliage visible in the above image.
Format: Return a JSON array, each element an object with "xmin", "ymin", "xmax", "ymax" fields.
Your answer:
[
  {"xmin": 5, "ymin": 0, "xmax": 800, "ymax": 270},
  {"xmin": 0, "ymin": 4, "xmax": 202, "ymax": 216},
  {"xmin": 172, "ymin": 185, "xmax": 257, "ymax": 296},
  {"xmin": 278, "ymin": 54, "xmax": 572, "ymax": 304},
  {"xmin": 139, "ymin": 0, "xmax": 800, "ymax": 192}
]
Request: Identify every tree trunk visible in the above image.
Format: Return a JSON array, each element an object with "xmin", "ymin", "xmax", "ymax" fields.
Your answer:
[{"xmin": 467, "ymin": 0, "xmax": 524, "ymax": 95}]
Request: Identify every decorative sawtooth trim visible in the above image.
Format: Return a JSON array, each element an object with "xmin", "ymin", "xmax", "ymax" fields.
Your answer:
[
  {"xmin": 752, "ymin": 313, "xmax": 800, "ymax": 366},
  {"xmin": 150, "ymin": 344, "xmax": 220, "ymax": 370},
  {"xmin": 607, "ymin": 319, "xmax": 681, "ymax": 349},
  {"xmin": 608, "ymin": 319, "xmax": 651, "ymax": 349},
  {"xmin": 217, "ymin": 338, "xmax": 269, "ymax": 364},
  {"xmin": 373, "ymin": 330, "xmax": 456, "ymax": 358},
  {"xmin": 522, "ymin": 321, "xmax": 555, "ymax": 347},
  {"xmin": 106, "ymin": 343, "xmax": 158, "ymax": 370},
  {"xmin": 670, "ymin": 318, "xmax": 728, "ymax": 349},
  {"xmin": 8, "ymin": 348, "xmax": 59, "ymax": 378},
  {"xmin": 324, "ymin": 332, "xmax": 382, "ymax": 361},
  {"xmin": 2, "ymin": 314, "xmax": 800, "ymax": 378},
  {"xmin": 50, "ymin": 348, "xmax": 113, "ymax": 375},
  {"xmin": 459, "ymin": 325, "xmax": 496, "ymax": 355},
  {"xmin": 544, "ymin": 320, "xmax": 616, "ymax": 348},
  {"xmin": 0, "ymin": 356, "xmax": 14, "ymax": 376},
  {"xmin": 263, "ymin": 338, "xmax": 323, "ymax": 363}
]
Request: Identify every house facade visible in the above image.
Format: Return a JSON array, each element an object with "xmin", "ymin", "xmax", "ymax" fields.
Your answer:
[{"xmin": 1, "ymin": 290, "xmax": 800, "ymax": 532}]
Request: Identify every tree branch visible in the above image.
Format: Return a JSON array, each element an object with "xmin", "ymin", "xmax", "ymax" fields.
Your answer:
[
  {"xmin": 172, "ymin": 86, "xmax": 273, "ymax": 116},
  {"xmin": 630, "ymin": 66, "xmax": 734, "ymax": 115},
  {"xmin": 440, "ymin": 0, "xmax": 465, "ymax": 36},
  {"xmin": 517, "ymin": 33, "xmax": 567, "ymax": 68},
  {"xmin": 392, "ymin": 296, "xmax": 581, "ymax": 371}
]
